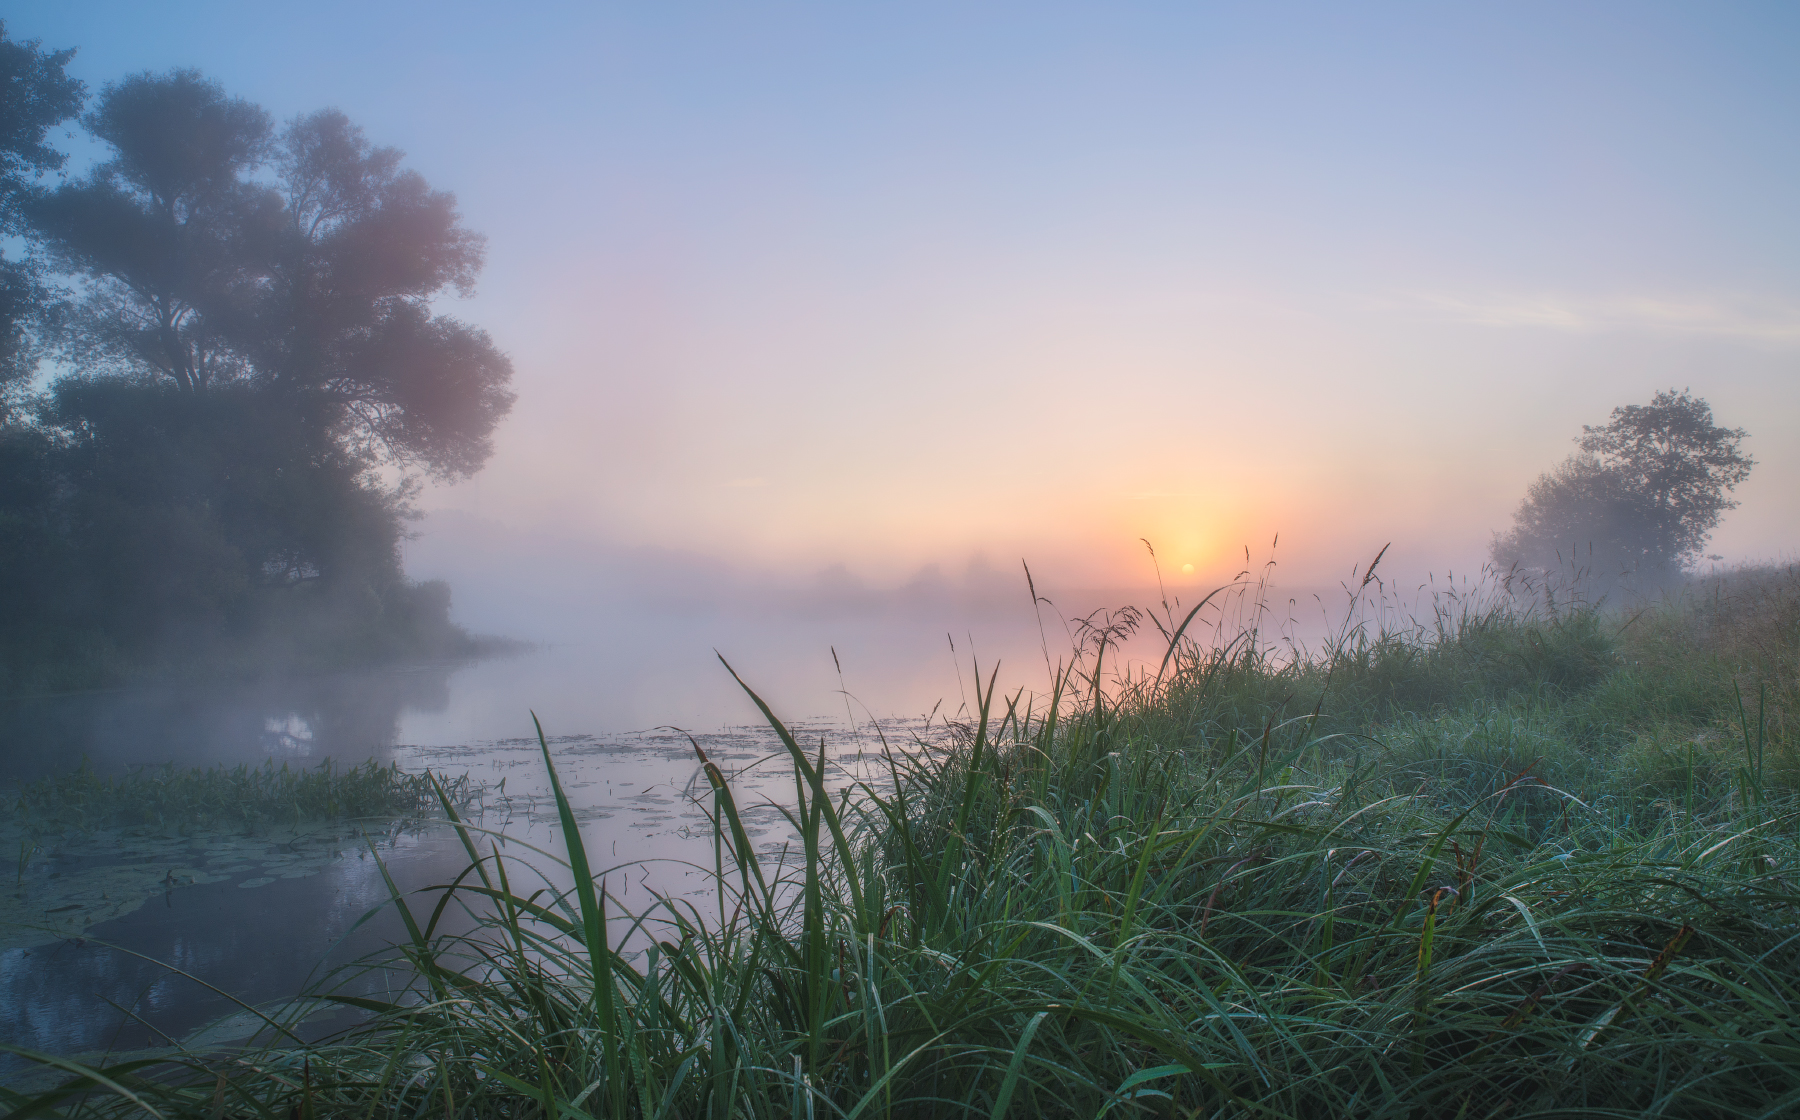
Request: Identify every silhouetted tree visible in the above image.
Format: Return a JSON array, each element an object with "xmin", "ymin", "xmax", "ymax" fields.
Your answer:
[
  {"xmin": 1493, "ymin": 390, "xmax": 1753, "ymax": 579},
  {"xmin": 29, "ymin": 71, "xmax": 514, "ymax": 477},
  {"xmin": 27, "ymin": 70, "xmax": 514, "ymax": 585},
  {"xmin": 0, "ymin": 20, "xmax": 82, "ymax": 413},
  {"xmin": 0, "ymin": 23, "xmax": 82, "ymax": 679},
  {"xmin": 0, "ymin": 23, "xmax": 83, "ymax": 215},
  {"xmin": 260, "ymin": 109, "xmax": 510, "ymax": 479},
  {"xmin": 0, "ymin": 64, "xmax": 510, "ymax": 690},
  {"xmin": 29, "ymin": 70, "xmax": 273, "ymax": 394}
]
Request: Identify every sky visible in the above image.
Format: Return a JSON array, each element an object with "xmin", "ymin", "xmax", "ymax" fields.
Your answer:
[{"xmin": 11, "ymin": 2, "xmax": 1800, "ymax": 606}]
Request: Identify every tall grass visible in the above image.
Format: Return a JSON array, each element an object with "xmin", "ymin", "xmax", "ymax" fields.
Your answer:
[{"xmin": 7, "ymin": 564, "xmax": 1799, "ymax": 1118}]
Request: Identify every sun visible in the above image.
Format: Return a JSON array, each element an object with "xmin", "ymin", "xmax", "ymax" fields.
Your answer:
[{"xmin": 1181, "ymin": 563, "xmax": 1194, "ymax": 574}]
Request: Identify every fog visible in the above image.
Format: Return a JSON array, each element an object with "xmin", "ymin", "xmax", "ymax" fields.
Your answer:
[{"xmin": 401, "ymin": 509, "xmax": 1370, "ymax": 735}]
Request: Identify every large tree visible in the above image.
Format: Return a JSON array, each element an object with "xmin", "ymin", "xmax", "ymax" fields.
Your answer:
[
  {"xmin": 29, "ymin": 70, "xmax": 513, "ymax": 479},
  {"xmin": 0, "ymin": 23, "xmax": 82, "ymax": 672},
  {"xmin": 1, "ymin": 67, "xmax": 511, "ymax": 685},
  {"xmin": 0, "ymin": 20, "xmax": 82, "ymax": 414},
  {"xmin": 1493, "ymin": 390, "xmax": 1753, "ymax": 579},
  {"xmin": 25, "ymin": 70, "xmax": 512, "ymax": 596}
]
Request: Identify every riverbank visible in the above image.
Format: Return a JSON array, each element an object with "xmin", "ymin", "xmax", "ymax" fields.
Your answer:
[{"xmin": 9, "ymin": 563, "xmax": 1798, "ymax": 1117}]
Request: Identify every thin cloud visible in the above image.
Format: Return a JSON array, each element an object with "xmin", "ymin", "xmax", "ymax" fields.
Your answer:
[
  {"xmin": 725, "ymin": 477, "xmax": 768, "ymax": 488},
  {"xmin": 1406, "ymin": 293, "xmax": 1800, "ymax": 343}
]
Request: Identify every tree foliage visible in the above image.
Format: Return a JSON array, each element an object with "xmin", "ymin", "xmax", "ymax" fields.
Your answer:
[
  {"xmin": 0, "ymin": 53, "xmax": 510, "ymax": 692},
  {"xmin": 29, "ymin": 70, "xmax": 273, "ymax": 393},
  {"xmin": 29, "ymin": 72, "xmax": 514, "ymax": 477},
  {"xmin": 0, "ymin": 20, "xmax": 82, "ymax": 411},
  {"xmin": 0, "ymin": 20, "xmax": 82, "ymax": 220},
  {"xmin": 1494, "ymin": 390, "xmax": 1753, "ymax": 579},
  {"xmin": 262, "ymin": 109, "xmax": 508, "ymax": 479}
]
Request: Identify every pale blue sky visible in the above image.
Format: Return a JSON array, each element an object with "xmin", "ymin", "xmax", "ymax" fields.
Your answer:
[{"xmin": 10, "ymin": 2, "xmax": 1798, "ymax": 586}]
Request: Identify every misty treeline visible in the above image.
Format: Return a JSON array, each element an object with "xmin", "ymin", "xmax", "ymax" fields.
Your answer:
[
  {"xmin": 1490, "ymin": 389, "xmax": 1753, "ymax": 589},
  {"xmin": 0, "ymin": 26, "xmax": 513, "ymax": 693}
]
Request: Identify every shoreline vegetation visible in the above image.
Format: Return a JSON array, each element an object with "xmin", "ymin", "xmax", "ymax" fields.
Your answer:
[{"xmin": 6, "ymin": 560, "xmax": 1799, "ymax": 1117}]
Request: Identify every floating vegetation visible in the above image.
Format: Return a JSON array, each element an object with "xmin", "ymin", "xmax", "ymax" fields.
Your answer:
[
  {"xmin": 4, "ymin": 757, "xmax": 472, "ymax": 838},
  {"xmin": 1, "ymin": 758, "xmax": 479, "ymax": 950}
]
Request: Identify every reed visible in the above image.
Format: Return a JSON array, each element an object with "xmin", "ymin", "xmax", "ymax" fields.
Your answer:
[{"xmin": 7, "ymin": 563, "xmax": 1798, "ymax": 1118}]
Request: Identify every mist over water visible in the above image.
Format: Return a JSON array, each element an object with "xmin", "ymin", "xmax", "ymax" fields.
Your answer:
[
  {"xmin": 399, "ymin": 509, "xmax": 1382, "ymax": 740},
  {"xmin": 1, "ymin": 503, "xmax": 1472, "ymax": 791}
]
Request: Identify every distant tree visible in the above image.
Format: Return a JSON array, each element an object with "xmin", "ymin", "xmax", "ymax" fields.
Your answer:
[{"xmin": 1493, "ymin": 390, "xmax": 1753, "ymax": 578}]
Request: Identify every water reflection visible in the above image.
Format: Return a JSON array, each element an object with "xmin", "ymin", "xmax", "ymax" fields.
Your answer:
[
  {"xmin": 0, "ymin": 828, "xmax": 475, "ymax": 1080},
  {"xmin": 0, "ymin": 662, "xmax": 459, "ymax": 783}
]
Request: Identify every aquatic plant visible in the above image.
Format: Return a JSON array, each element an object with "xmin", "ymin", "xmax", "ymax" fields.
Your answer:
[{"xmin": 3, "ymin": 756, "xmax": 476, "ymax": 839}]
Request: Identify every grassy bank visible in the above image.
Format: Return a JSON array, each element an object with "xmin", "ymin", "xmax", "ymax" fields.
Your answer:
[{"xmin": 7, "ymin": 564, "xmax": 1798, "ymax": 1118}]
